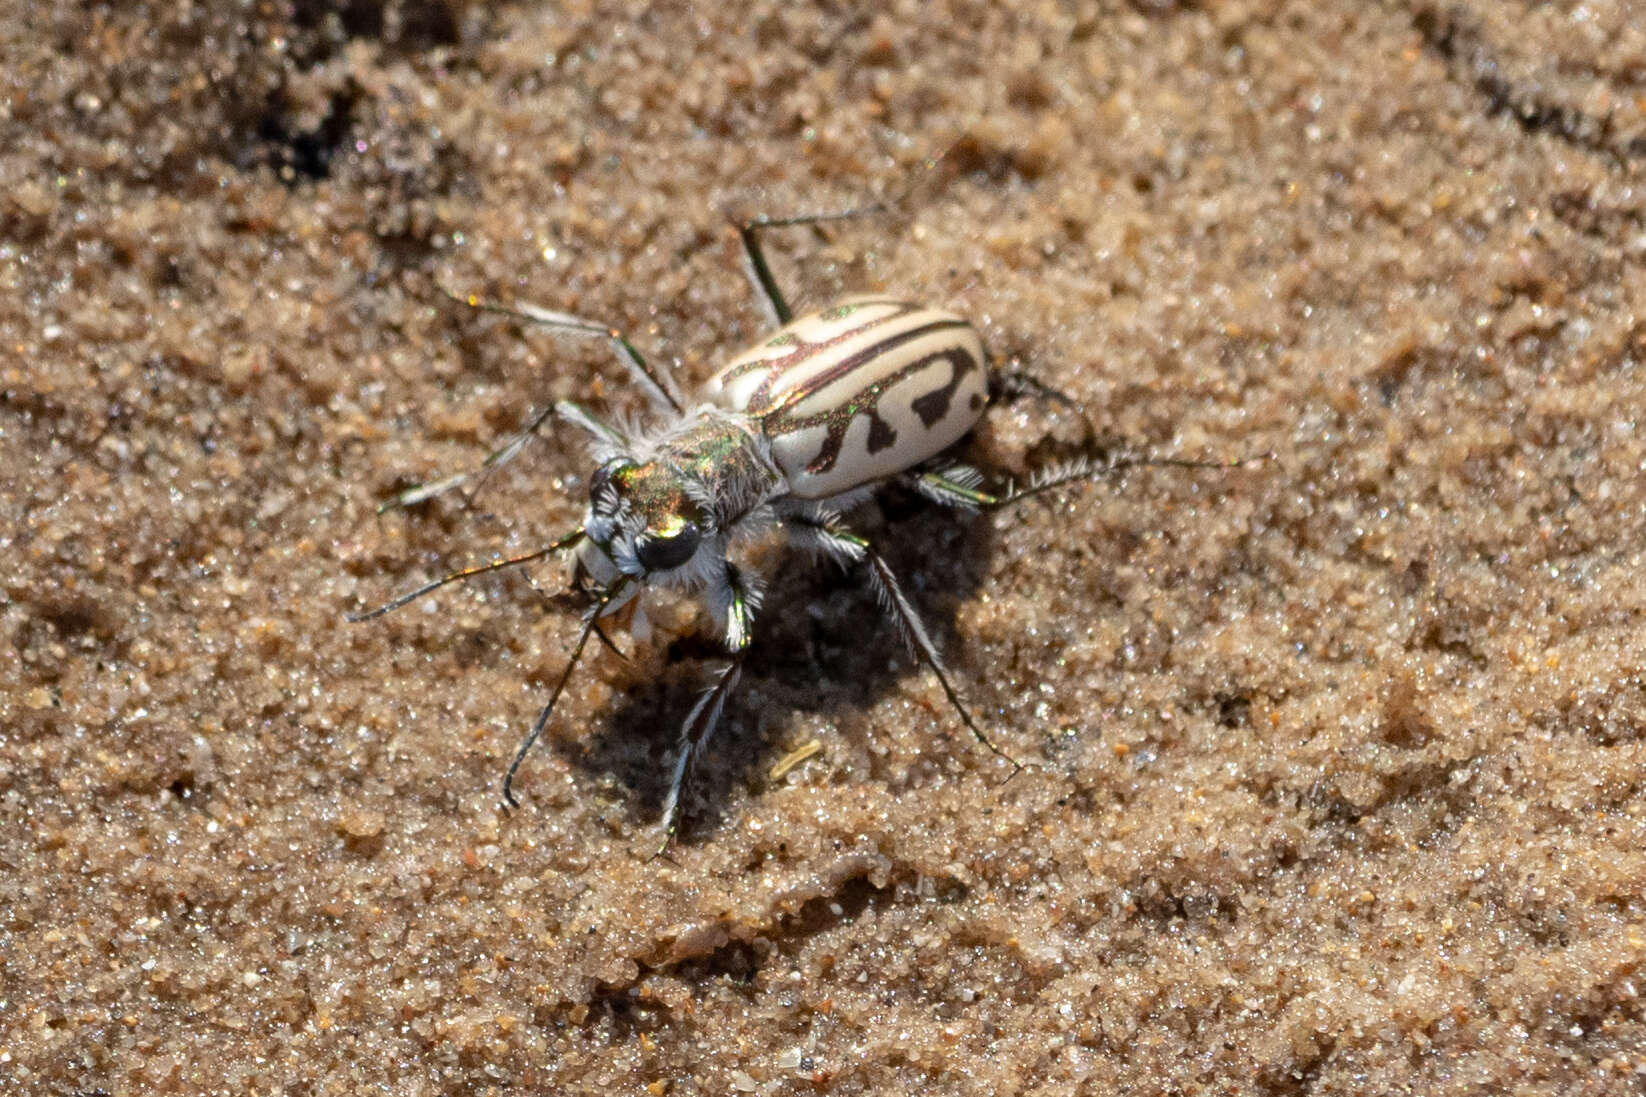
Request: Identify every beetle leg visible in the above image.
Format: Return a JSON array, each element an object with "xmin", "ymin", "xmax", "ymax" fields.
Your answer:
[
  {"xmin": 783, "ymin": 514, "xmax": 1020, "ymax": 771},
  {"xmin": 442, "ymin": 286, "xmax": 685, "ymax": 415},
  {"xmin": 553, "ymin": 400, "xmax": 628, "ymax": 449},
  {"xmin": 853, "ymin": 535, "xmax": 1022, "ymax": 771},
  {"xmin": 656, "ymin": 656, "xmax": 745, "ymax": 855},
  {"xmin": 736, "ymin": 137, "xmax": 976, "ymax": 325},
  {"xmin": 706, "ymin": 561, "xmax": 764, "ymax": 653},
  {"xmin": 912, "ymin": 460, "xmax": 1104, "ymax": 509},
  {"xmin": 988, "ymin": 368, "xmax": 1083, "ymax": 412},
  {"xmin": 736, "ymin": 208, "xmax": 887, "ymax": 327},
  {"xmin": 502, "ymin": 575, "xmax": 634, "ymax": 808},
  {"xmin": 516, "ymin": 566, "xmax": 631, "ymax": 662},
  {"xmin": 911, "ymin": 464, "xmax": 994, "ymax": 511},
  {"xmin": 377, "ymin": 400, "xmax": 571, "ymax": 514},
  {"xmin": 379, "ymin": 322, "xmax": 647, "ymax": 516},
  {"xmin": 377, "ymin": 396, "xmax": 630, "ymax": 517},
  {"xmin": 656, "ymin": 562, "xmax": 761, "ymax": 851},
  {"xmin": 915, "ymin": 450, "xmax": 1272, "ymax": 512}
]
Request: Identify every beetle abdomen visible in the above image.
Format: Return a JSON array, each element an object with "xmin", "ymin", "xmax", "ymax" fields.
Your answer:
[{"xmin": 706, "ymin": 296, "xmax": 989, "ymax": 499}]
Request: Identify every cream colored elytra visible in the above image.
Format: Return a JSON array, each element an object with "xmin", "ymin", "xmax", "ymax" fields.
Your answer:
[{"xmin": 706, "ymin": 295, "xmax": 989, "ymax": 499}]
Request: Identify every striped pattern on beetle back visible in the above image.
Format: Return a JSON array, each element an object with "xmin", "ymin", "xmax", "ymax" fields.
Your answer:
[{"xmin": 706, "ymin": 296, "xmax": 989, "ymax": 499}]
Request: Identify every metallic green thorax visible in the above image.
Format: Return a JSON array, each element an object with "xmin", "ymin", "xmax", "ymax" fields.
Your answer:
[{"xmin": 642, "ymin": 416, "xmax": 778, "ymax": 530}]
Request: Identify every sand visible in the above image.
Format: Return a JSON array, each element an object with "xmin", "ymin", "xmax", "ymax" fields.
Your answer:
[{"xmin": 4, "ymin": 1, "xmax": 1645, "ymax": 1093}]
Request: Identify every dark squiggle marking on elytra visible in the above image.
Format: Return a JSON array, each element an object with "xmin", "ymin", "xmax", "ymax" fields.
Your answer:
[
  {"xmin": 866, "ymin": 348, "xmax": 980, "ymax": 456},
  {"xmin": 775, "ymin": 347, "xmax": 980, "ymax": 477},
  {"xmin": 866, "ymin": 413, "xmax": 897, "ymax": 454},
  {"xmin": 909, "ymin": 350, "xmax": 976, "ymax": 428}
]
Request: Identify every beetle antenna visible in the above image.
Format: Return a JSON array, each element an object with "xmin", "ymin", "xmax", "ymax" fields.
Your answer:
[
  {"xmin": 346, "ymin": 528, "xmax": 586, "ymax": 622},
  {"xmin": 503, "ymin": 576, "xmax": 632, "ymax": 808}
]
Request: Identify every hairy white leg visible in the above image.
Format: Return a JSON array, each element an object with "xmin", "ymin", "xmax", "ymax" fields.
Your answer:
[{"xmin": 655, "ymin": 562, "xmax": 762, "ymax": 851}]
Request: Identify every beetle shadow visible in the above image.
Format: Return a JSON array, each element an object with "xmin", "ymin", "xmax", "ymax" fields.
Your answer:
[{"xmin": 544, "ymin": 484, "xmax": 1012, "ymax": 845}]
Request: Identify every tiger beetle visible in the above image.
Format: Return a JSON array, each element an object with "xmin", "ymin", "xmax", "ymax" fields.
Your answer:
[{"xmin": 352, "ymin": 207, "xmax": 1254, "ymax": 851}]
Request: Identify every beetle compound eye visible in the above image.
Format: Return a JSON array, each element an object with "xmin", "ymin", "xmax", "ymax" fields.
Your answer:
[{"xmin": 634, "ymin": 521, "xmax": 701, "ymax": 571}]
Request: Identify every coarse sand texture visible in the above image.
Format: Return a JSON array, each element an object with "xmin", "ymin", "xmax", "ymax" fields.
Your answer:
[{"xmin": 4, "ymin": 2, "xmax": 1645, "ymax": 1094}]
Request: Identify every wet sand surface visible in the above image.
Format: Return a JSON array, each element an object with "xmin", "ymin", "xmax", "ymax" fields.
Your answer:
[{"xmin": 4, "ymin": 2, "xmax": 1646, "ymax": 1093}]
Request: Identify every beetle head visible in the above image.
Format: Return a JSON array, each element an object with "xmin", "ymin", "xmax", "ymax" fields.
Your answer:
[{"xmin": 579, "ymin": 457, "xmax": 709, "ymax": 584}]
